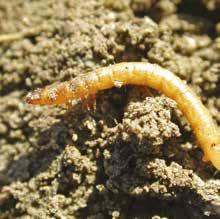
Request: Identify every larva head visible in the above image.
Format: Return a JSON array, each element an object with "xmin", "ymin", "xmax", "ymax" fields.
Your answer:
[
  {"xmin": 25, "ymin": 83, "xmax": 70, "ymax": 105},
  {"xmin": 25, "ymin": 88, "xmax": 45, "ymax": 105}
]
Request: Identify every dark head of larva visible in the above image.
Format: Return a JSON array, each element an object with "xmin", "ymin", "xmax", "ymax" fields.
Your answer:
[
  {"xmin": 25, "ymin": 88, "xmax": 44, "ymax": 105},
  {"xmin": 25, "ymin": 83, "xmax": 71, "ymax": 105}
]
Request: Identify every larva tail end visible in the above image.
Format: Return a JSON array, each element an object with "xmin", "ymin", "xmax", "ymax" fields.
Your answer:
[
  {"xmin": 25, "ymin": 88, "xmax": 43, "ymax": 105},
  {"xmin": 209, "ymin": 145, "xmax": 220, "ymax": 171}
]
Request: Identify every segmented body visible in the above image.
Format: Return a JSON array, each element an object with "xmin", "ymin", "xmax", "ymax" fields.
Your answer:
[{"xmin": 25, "ymin": 62, "xmax": 220, "ymax": 170}]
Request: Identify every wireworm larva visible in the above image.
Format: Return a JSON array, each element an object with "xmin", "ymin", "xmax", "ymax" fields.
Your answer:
[{"xmin": 25, "ymin": 62, "xmax": 220, "ymax": 170}]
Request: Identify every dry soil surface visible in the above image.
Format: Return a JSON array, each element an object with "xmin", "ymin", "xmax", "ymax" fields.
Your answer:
[{"xmin": 0, "ymin": 0, "xmax": 220, "ymax": 218}]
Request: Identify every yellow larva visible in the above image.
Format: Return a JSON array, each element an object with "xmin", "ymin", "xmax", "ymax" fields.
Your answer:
[{"xmin": 25, "ymin": 62, "xmax": 220, "ymax": 170}]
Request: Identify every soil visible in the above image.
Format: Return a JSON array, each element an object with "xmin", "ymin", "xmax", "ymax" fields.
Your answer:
[{"xmin": 0, "ymin": 0, "xmax": 220, "ymax": 218}]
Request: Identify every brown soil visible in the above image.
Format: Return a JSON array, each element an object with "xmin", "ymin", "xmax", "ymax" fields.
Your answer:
[{"xmin": 0, "ymin": 0, "xmax": 220, "ymax": 218}]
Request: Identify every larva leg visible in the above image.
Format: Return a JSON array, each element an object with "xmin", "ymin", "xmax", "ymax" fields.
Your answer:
[
  {"xmin": 89, "ymin": 94, "xmax": 97, "ymax": 111},
  {"xmin": 65, "ymin": 100, "xmax": 73, "ymax": 109},
  {"xmin": 81, "ymin": 96, "xmax": 90, "ymax": 111},
  {"xmin": 81, "ymin": 94, "xmax": 97, "ymax": 111},
  {"xmin": 144, "ymin": 87, "xmax": 154, "ymax": 97}
]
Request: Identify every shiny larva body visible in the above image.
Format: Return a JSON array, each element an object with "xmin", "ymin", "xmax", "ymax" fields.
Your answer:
[{"xmin": 25, "ymin": 62, "xmax": 220, "ymax": 170}]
